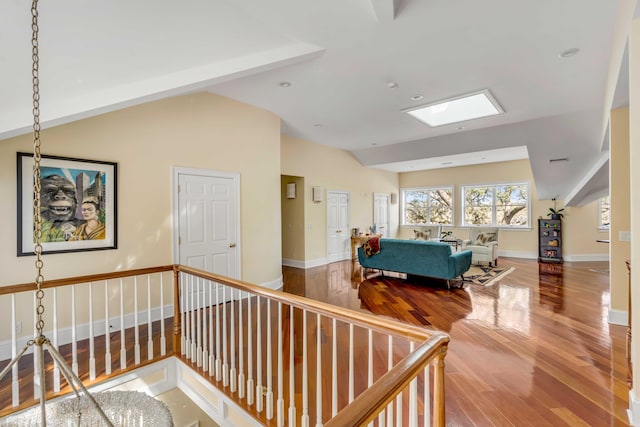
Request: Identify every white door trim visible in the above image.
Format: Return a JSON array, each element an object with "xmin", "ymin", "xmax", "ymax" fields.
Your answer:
[{"xmin": 172, "ymin": 166, "xmax": 242, "ymax": 279}]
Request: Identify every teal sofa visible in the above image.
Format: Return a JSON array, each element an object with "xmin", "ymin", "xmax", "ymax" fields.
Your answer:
[{"xmin": 357, "ymin": 238, "xmax": 472, "ymax": 287}]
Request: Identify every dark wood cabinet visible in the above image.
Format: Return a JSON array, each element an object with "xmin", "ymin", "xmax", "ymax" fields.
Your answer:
[{"xmin": 538, "ymin": 219, "xmax": 563, "ymax": 263}]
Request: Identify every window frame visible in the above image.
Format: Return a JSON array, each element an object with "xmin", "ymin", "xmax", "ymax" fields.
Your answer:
[
  {"xmin": 400, "ymin": 186, "xmax": 454, "ymax": 227},
  {"xmin": 460, "ymin": 181, "xmax": 530, "ymax": 229}
]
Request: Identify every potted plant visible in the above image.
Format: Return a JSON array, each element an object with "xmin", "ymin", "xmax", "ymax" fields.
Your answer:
[{"xmin": 548, "ymin": 198, "xmax": 565, "ymax": 220}]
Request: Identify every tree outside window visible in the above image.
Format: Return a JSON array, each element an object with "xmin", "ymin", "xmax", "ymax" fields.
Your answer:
[
  {"xmin": 402, "ymin": 187, "xmax": 453, "ymax": 225},
  {"xmin": 462, "ymin": 183, "xmax": 529, "ymax": 227}
]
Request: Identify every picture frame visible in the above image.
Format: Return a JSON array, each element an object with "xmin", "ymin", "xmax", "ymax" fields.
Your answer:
[{"xmin": 17, "ymin": 152, "xmax": 118, "ymax": 256}]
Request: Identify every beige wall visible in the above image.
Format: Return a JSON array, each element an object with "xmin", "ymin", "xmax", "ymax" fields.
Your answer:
[
  {"xmin": 281, "ymin": 135, "xmax": 399, "ymax": 264},
  {"xmin": 0, "ymin": 92, "xmax": 283, "ymax": 287},
  {"xmin": 399, "ymin": 159, "xmax": 608, "ymax": 259},
  {"xmin": 610, "ymin": 107, "xmax": 631, "ymax": 314},
  {"xmin": 281, "ymin": 175, "xmax": 306, "ymax": 262}
]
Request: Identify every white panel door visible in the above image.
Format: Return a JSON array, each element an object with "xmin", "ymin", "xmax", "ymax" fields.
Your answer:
[
  {"xmin": 327, "ymin": 191, "xmax": 350, "ymax": 263},
  {"xmin": 374, "ymin": 193, "xmax": 390, "ymax": 238},
  {"xmin": 177, "ymin": 172, "xmax": 239, "ymax": 279}
]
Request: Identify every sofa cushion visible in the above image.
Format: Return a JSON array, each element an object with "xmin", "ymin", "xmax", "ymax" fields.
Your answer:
[{"xmin": 414, "ymin": 229, "xmax": 431, "ymax": 240}]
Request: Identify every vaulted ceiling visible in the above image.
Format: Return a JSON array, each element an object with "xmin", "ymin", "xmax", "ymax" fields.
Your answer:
[{"xmin": 2, "ymin": 0, "xmax": 636, "ymax": 205}]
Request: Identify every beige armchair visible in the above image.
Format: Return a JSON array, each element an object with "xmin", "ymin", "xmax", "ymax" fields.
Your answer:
[
  {"xmin": 412, "ymin": 225, "xmax": 442, "ymax": 241},
  {"xmin": 462, "ymin": 228, "xmax": 499, "ymax": 266}
]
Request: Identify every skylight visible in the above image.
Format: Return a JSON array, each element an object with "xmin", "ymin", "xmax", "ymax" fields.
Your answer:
[{"xmin": 405, "ymin": 89, "xmax": 504, "ymax": 127}]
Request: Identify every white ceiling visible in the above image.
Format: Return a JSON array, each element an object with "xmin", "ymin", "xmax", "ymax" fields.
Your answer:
[{"xmin": 1, "ymin": 0, "xmax": 636, "ymax": 204}]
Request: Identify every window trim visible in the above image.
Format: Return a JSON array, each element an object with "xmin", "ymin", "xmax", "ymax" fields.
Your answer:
[
  {"xmin": 460, "ymin": 181, "xmax": 530, "ymax": 228},
  {"xmin": 400, "ymin": 185, "xmax": 454, "ymax": 226}
]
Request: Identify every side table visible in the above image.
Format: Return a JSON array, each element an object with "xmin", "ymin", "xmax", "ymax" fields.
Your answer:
[{"xmin": 440, "ymin": 239, "xmax": 462, "ymax": 251}]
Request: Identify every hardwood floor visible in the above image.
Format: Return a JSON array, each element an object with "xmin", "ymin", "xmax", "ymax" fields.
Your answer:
[
  {"xmin": 283, "ymin": 257, "xmax": 630, "ymax": 427},
  {"xmin": 0, "ymin": 258, "xmax": 627, "ymax": 426}
]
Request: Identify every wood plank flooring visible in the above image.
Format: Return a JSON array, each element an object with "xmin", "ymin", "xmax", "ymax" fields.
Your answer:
[
  {"xmin": 0, "ymin": 257, "xmax": 627, "ymax": 426},
  {"xmin": 283, "ymin": 257, "xmax": 630, "ymax": 426}
]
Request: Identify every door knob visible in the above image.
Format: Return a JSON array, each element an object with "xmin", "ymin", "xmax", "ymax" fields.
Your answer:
[{"xmin": 229, "ymin": 243, "xmax": 236, "ymax": 248}]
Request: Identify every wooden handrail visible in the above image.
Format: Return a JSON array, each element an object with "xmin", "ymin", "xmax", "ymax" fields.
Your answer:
[
  {"xmin": 324, "ymin": 334, "xmax": 449, "ymax": 427},
  {"xmin": 0, "ymin": 265, "xmax": 175, "ymax": 296},
  {"xmin": 176, "ymin": 265, "xmax": 444, "ymax": 343}
]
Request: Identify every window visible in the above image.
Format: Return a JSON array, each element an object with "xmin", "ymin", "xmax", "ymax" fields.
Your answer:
[
  {"xmin": 599, "ymin": 196, "xmax": 610, "ymax": 229},
  {"xmin": 461, "ymin": 183, "xmax": 529, "ymax": 227},
  {"xmin": 401, "ymin": 187, "xmax": 453, "ymax": 225}
]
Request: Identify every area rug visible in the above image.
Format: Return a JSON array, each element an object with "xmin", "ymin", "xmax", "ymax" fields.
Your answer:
[{"xmin": 456, "ymin": 265, "xmax": 515, "ymax": 287}]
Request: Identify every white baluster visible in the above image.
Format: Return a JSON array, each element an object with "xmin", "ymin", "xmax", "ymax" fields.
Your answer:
[
  {"xmin": 185, "ymin": 273, "xmax": 191, "ymax": 360},
  {"xmin": 72, "ymin": 286, "xmax": 78, "ymax": 375},
  {"xmin": 387, "ymin": 335, "xmax": 393, "ymax": 426},
  {"xmin": 367, "ymin": 329, "xmax": 373, "ymax": 427},
  {"xmin": 181, "ymin": 272, "xmax": 186, "ymax": 356},
  {"xmin": 11, "ymin": 294, "xmax": 19, "ymax": 407},
  {"xmin": 301, "ymin": 309, "xmax": 309, "ymax": 427},
  {"xmin": 134, "ymin": 277, "xmax": 140, "ymax": 365},
  {"xmin": 230, "ymin": 287, "xmax": 237, "ymax": 392},
  {"xmin": 266, "ymin": 300, "xmax": 273, "ymax": 419},
  {"xmin": 277, "ymin": 302, "xmax": 284, "ymax": 427},
  {"xmin": 197, "ymin": 277, "xmax": 202, "ymax": 367},
  {"xmin": 120, "ymin": 278, "xmax": 126, "ymax": 370},
  {"xmin": 208, "ymin": 280, "xmax": 214, "ymax": 375},
  {"xmin": 203, "ymin": 279, "xmax": 209, "ymax": 373},
  {"xmin": 288, "ymin": 306, "xmax": 296, "ymax": 427},
  {"xmin": 332, "ymin": 318, "xmax": 337, "ymax": 417},
  {"xmin": 33, "ymin": 292, "xmax": 39, "ymax": 400},
  {"xmin": 349, "ymin": 323, "xmax": 354, "ymax": 403},
  {"xmin": 89, "ymin": 282, "xmax": 96, "ymax": 380},
  {"xmin": 315, "ymin": 313, "xmax": 322, "ymax": 427},
  {"xmin": 396, "ymin": 391, "xmax": 403, "ymax": 426},
  {"xmin": 410, "ymin": 342, "xmax": 418, "ymax": 427},
  {"xmin": 52, "ymin": 288, "xmax": 60, "ymax": 392},
  {"xmin": 147, "ymin": 275, "xmax": 153, "ymax": 361},
  {"xmin": 424, "ymin": 364, "xmax": 430, "ymax": 427},
  {"xmin": 215, "ymin": 282, "xmax": 221, "ymax": 381},
  {"xmin": 160, "ymin": 273, "xmax": 166, "ymax": 356},
  {"xmin": 104, "ymin": 281, "xmax": 111, "ymax": 376},
  {"xmin": 256, "ymin": 296, "xmax": 263, "ymax": 412},
  {"xmin": 222, "ymin": 285, "xmax": 229, "ymax": 386},
  {"xmin": 238, "ymin": 290, "xmax": 246, "ymax": 398},
  {"xmin": 191, "ymin": 275, "xmax": 196, "ymax": 363},
  {"xmin": 247, "ymin": 292, "xmax": 254, "ymax": 405}
]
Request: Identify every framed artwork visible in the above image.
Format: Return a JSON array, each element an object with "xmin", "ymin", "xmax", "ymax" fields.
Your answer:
[{"xmin": 17, "ymin": 152, "xmax": 118, "ymax": 256}]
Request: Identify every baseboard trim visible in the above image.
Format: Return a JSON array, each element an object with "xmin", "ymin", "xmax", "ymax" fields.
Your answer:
[
  {"xmin": 628, "ymin": 389, "xmax": 639, "ymax": 426},
  {"xmin": 260, "ymin": 275, "xmax": 283, "ymax": 291},
  {"xmin": 498, "ymin": 250, "xmax": 537, "ymax": 259},
  {"xmin": 609, "ymin": 308, "xmax": 629, "ymax": 326},
  {"xmin": 564, "ymin": 254, "xmax": 609, "ymax": 262},
  {"xmin": 282, "ymin": 257, "xmax": 328, "ymax": 269}
]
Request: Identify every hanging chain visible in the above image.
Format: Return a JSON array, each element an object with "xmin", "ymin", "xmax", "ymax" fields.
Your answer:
[{"xmin": 31, "ymin": 0, "xmax": 46, "ymax": 338}]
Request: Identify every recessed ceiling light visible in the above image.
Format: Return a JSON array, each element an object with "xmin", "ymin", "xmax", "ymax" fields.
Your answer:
[
  {"xmin": 387, "ymin": 81, "xmax": 398, "ymax": 89},
  {"xmin": 457, "ymin": 126, "xmax": 465, "ymax": 130},
  {"xmin": 371, "ymin": 143, "xmax": 377, "ymax": 146},
  {"xmin": 279, "ymin": 81, "xmax": 291, "ymax": 88},
  {"xmin": 559, "ymin": 48, "xmax": 580, "ymax": 58},
  {"xmin": 411, "ymin": 95, "xmax": 423, "ymax": 101},
  {"xmin": 313, "ymin": 123, "xmax": 323, "ymax": 128},
  {"xmin": 404, "ymin": 89, "xmax": 504, "ymax": 127}
]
